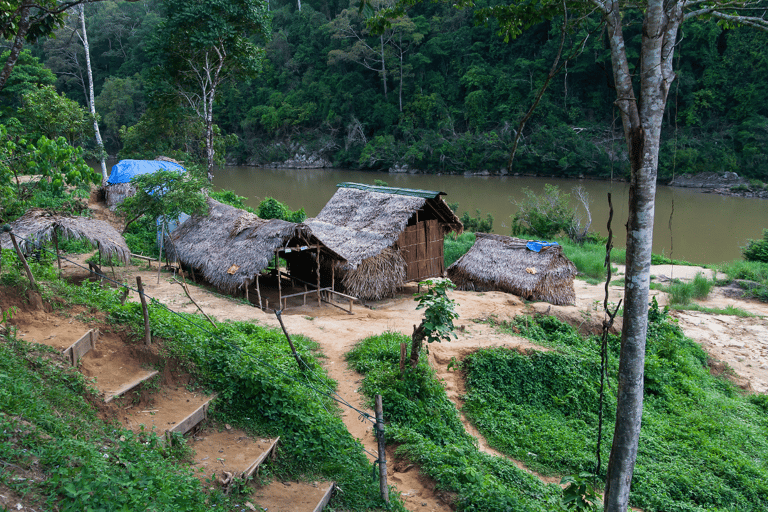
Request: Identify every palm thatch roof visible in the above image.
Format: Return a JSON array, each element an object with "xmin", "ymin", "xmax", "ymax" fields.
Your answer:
[
  {"xmin": 305, "ymin": 184, "xmax": 462, "ymax": 268},
  {"xmin": 168, "ymin": 198, "xmax": 342, "ymax": 294},
  {"xmin": 305, "ymin": 184, "xmax": 462, "ymax": 301},
  {"xmin": 0, "ymin": 208, "xmax": 131, "ymax": 264},
  {"xmin": 447, "ymin": 233, "xmax": 577, "ymax": 305}
]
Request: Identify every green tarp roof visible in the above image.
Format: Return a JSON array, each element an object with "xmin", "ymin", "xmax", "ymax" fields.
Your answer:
[{"xmin": 336, "ymin": 182, "xmax": 446, "ymax": 199}]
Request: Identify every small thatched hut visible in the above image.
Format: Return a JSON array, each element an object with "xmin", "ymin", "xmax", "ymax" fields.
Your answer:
[
  {"xmin": 106, "ymin": 158, "xmax": 186, "ymax": 210},
  {"xmin": 168, "ymin": 198, "xmax": 344, "ymax": 302},
  {"xmin": 447, "ymin": 233, "xmax": 577, "ymax": 305},
  {"xmin": 0, "ymin": 208, "xmax": 131, "ymax": 264},
  {"xmin": 305, "ymin": 182, "xmax": 463, "ymax": 300}
]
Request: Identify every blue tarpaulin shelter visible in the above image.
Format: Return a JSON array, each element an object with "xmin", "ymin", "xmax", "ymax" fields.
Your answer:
[{"xmin": 107, "ymin": 159, "xmax": 185, "ymax": 185}]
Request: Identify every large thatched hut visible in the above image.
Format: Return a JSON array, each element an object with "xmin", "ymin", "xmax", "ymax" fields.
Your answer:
[
  {"xmin": 0, "ymin": 208, "xmax": 131, "ymax": 264},
  {"xmin": 106, "ymin": 158, "xmax": 185, "ymax": 210},
  {"xmin": 447, "ymin": 233, "xmax": 577, "ymax": 305},
  {"xmin": 305, "ymin": 182, "xmax": 463, "ymax": 301},
  {"xmin": 168, "ymin": 198, "xmax": 344, "ymax": 306}
]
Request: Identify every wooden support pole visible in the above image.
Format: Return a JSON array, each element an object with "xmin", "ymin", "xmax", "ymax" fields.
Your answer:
[
  {"xmin": 157, "ymin": 224, "xmax": 164, "ymax": 284},
  {"xmin": 53, "ymin": 230, "xmax": 61, "ymax": 272},
  {"xmin": 399, "ymin": 343, "xmax": 407, "ymax": 374},
  {"xmin": 9, "ymin": 233, "xmax": 35, "ymax": 289},
  {"xmin": 275, "ymin": 310, "xmax": 303, "ymax": 370},
  {"xmin": 277, "ymin": 250, "xmax": 282, "ymax": 306},
  {"xmin": 256, "ymin": 274, "xmax": 262, "ymax": 310},
  {"xmin": 331, "ymin": 263, "xmax": 335, "ymax": 292},
  {"xmin": 244, "ymin": 278, "xmax": 250, "ymax": 303},
  {"xmin": 375, "ymin": 394, "xmax": 389, "ymax": 503},
  {"xmin": 316, "ymin": 247, "xmax": 321, "ymax": 307},
  {"xmin": 136, "ymin": 276, "xmax": 151, "ymax": 345}
]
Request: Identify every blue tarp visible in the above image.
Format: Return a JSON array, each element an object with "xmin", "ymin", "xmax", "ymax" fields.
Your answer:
[
  {"xmin": 526, "ymin": 240, "xmax": 559, "ymax": 252},
  {"xmin": 107, "ymin": 159, "xmax": 185, "ymax": 185}
]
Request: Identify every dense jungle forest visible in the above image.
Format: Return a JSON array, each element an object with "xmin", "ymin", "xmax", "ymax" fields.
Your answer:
[{"xmin": 2, "ymin": 0, "xmax": 768, "ymax": 180}]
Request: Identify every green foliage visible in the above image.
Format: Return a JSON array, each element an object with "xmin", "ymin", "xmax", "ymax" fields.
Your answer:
[
  {"xmin": 743, "ymin": 229, "xmax": 768, "ymax": 263},
  {"xmin": 346, "ymin": 331, "xmax": 561, "ymax": 511},
  {"xmin": 0, "ymin": 50, "xmax": 55, "ymax": 111},
  {"xmin": 256, "ymin": 197, "xmax": 306, "ymax": 222},
  {"xmin": 659, "ymin": 273, "xmax": 714, "ymax": 306},
  {"xmin": 209, "ymin": 189, "xmax": 253, "ymax": 211},
  {"xmin": 414, "ymin": 277, "xmax": 458, "ymax": 345},
  {"xmin": 469, "ymin": 312, "xmax": 768, "ymax": 511},
  {"xmin": 512, "ymin": 185, "xmax": 577, "ymax": 240},
  {"xmin": 444, "ymin": 232, "xmax": 476, "ymax": 267},
  {"xmin": 716, "ymin": 259, "xmax": 768, "ymax": 302},
  {"xmin": 117, "ymin": 169, "xmax": 209, "ymax": 232},
  {"xmin": 16, "ymin": 85, "xmax": 93, "ymax": 146},
  {"xmin": 459, "ymin": 208, "xmax": 493, "ymax": 233},
  {"xmin": 560, "ymin": 473, "xmax": 600, "ymax": 511}
]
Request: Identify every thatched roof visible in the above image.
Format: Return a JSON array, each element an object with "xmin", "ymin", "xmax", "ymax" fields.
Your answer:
[
  {"xmin": 447, "ymin": 233, "xmax": 577, "ymax": 305},
  {"xmin": 0, "ymin": 209, "xmax": 131, "ymax": 264},
  {"xmin": 305, "ymin": 184, "xmax": 462, "ymax": 268},
  {"xmin": 168, "ymin": 198, "xmax": 342, "ymax": 294}
]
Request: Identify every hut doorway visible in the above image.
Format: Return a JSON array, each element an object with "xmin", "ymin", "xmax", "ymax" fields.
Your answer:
[{"xmin": 397, "ymin": 218, "xmax": 444, "ymax": 282}]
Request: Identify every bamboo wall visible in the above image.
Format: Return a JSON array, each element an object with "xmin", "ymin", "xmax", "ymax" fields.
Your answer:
[{"xmin": 397, "ymin": 218, "xmax": 444, "ymax": 282}]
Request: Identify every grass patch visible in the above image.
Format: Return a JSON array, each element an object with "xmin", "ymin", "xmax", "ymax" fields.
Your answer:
[
  {"xmin": 673, "ymin": 304, "xmax": 759, "ymax": 317},
  {"xmin": 346, "ymin": 331, "xmax": 561, "ymax": 511},
  {"xmin": 717, "ymin": 260, "xmax": 768, "ymax": 302},
  {"xmin": 657, "ymin": 272, "xmax": 714, "ymax": 305},
  {"xmin": 0, "ymin": 333, "xmax": 233, "ymax": 511},
  {"xmin": 472, "ymin": 308, "xmax": 768, "ymax": 511},
  {"xmin": 443, "ymin": 232, "xmax": 476, "ymax": 267}
]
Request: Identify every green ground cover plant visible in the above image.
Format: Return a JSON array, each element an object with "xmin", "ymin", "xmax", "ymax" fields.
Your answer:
[
  {"xmin": 717, "ymin": 260, "xmax": 768, "ymax": 302},
  {"xmin": 346, "ymin": 331, "xmax": 562, "ymax": 511},
  {"xmin": 0, "ymin": 333, "xmax": 233, "ymax": 511},
  {"xmin": 468, "ymin": 308, "xmax": 768, "ymax": 511},
  {"xmin": 656, "ymin": 272, "xmax": 715, "ymax": 305}
]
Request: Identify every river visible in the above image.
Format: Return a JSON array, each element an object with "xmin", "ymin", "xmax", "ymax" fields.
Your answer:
[{"xmin": 211, "ymin": 166, "xmax": 768, "ymax": 265}]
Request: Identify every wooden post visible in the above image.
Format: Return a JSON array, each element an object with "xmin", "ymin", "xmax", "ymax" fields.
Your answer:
[
  {"xmin": 9, "ymin": 233, "xmax": 35, "ymax": 289},
  {"xmin": 53, "ymin": 230, "xmax": 61, "ymax": 272},
  {"xmin": 256, "ymin": 274, "xmax": 262, "ymax": 310},
  {"xmin": 136, "ymin": 276, "xmax": 151, "ymax": 346},
  {"xmin": 277, "ymin": 250, "xmax": 282, "ymax": 307},
  {"xmin": 399, "ymin": 343, "xmax": 407, "ymax": 374},
  {"xmin": 244, "ymin": 278, "xmax": 250, "ymax": 303},
  {"xmin": 331, "ymin": 264, "xmax": 335, "ymax": 292},
  {"xmin": 157, "ymin": 223, "xmax": 164, "ymax": 284},
  {"xmin": 375, "ymin": 394, "xmax": 389, "ymax": 503},
  {"xmin": 275, "ymin": 310, "xmax": 303, "ymax": 370},
  {"xmin": 316, "ymin": 247, "xmax": 321, "ymax": 306}
]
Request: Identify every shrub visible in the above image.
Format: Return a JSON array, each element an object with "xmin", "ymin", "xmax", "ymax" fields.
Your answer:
[
  {"xmin": 743, "ymin": 229, "xmax": 768, "ymax": 263},
  {"xmin": 256, "ymin": 197, "xmax": 306, "ymax": 223}
]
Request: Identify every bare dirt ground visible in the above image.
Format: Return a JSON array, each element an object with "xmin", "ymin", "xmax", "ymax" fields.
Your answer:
[{"xmin": 4, "ymin": 195, "xmax": 767, "ymax": 510}]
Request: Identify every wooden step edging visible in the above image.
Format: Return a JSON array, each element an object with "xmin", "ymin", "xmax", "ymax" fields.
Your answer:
[
  {"xmin": 62, "ymin": 329, "xmax": 98, "ymax": 366},
  {"xmin": 240, "ymin": 437, "xmax": 280, "ymax": 480},
  {"xmin": 104, "ymin": 370, "xmax": 160, "ymax": 403},
  {"xmin": 164, "ymin": 396, "xmax": 216, "ymax": 442},
  {"xmin": 312, "ymin": 482, "xmax": 336, "ymax": 512}
]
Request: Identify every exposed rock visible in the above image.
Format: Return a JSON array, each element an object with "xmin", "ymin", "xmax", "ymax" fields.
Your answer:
[
  {"xmin": 669, "ymin": 171, "xmax": 748, "ymax": 190},
  {"xmin": 388, "ymin": 163, "xmax": 411, "ymax": 173},
  {"xmin": 270, "ymin": 153, "xmax": 331, "ymax": 169}
]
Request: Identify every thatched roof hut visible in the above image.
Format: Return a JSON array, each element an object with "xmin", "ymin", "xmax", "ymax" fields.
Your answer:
[
  {"xmin": 105, "ymin": 158, "xmax": 186, "ymax": 210},
  {"xmin": 0, "ymin": 208, "xmax": 131, "ymax": 264},
  {"xmin": 306, "ymin": 182, "xmax": 462, "ymax": 300},
  {"xmin": 168, "ymin": 198, "xmax": 343, "ymax": 295},
  {"xmin": 447, "ymin": 233, "xmax": 577, "ymax": 305}
]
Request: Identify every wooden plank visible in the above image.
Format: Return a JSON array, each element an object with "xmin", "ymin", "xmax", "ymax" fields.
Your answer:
[
  {"xmin": 104, "ymin": 370, "xmax": 159, "ymax": 403},
  {"xmin": 311, "ymin": 482, "xmax": 336, "ymax": 512},
  {"xmin": 62, "ymin": 329, "xmax": 97, "ymax": 366},
  {"xmin": 167, "ymin": 396, "xmax": 215, "ymax": 436},
  {"xmin": 241, "ymin": 437, "xmax": 280, "ymax": 479}
]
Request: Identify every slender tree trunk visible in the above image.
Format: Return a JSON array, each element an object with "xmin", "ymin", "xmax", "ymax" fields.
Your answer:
[
  {"xmin": 398, "ymin": 34, "xmax": 403, "ymax": 112},
  {"xmin": 79, "ymin": 5, "xmax": 108, "ymax": 186},
  {"xmin": 603, "ymin": 1, "xmax": 681, "ymax": 510},
  {"xmin": 380, "ymin": 34, "xmax": 388, "ymax": 100},
  {"xmin": 297, "ymin": 0, "xmax": 301, "ymax": 11},
  {"xmin": 0, "ymin": 6, "xmax": 31, "ymax": 92}
]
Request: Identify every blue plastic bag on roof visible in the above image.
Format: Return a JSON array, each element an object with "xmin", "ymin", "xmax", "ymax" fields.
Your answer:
[
  {"xmin": 526, "ymin": 240, "xmax": 559, "ymax": 252},
  {"xmin": 107, "ymin": 159, "xmax": 185, "ymax": 185}
]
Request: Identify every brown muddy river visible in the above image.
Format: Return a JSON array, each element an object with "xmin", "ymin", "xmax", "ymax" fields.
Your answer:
[{"xmin": 212, "ymin": 166, "xmax": 768, "ymax": 265}]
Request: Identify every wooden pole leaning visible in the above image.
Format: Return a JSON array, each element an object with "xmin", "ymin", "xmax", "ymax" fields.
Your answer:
[
  {"xmin": 275, "ymin": 310, "xmax": 303, "ymax": 371},
  {"xmin": 9, "ymin": 232, "xmax": 36, "ymax": 289},
  {"xmin": 136, "ymin": 276, "xmax": 151, "ymax": 345},
  {"xmin": 375, "ymin": 394, "xmax": 389, "ymax": 503}
]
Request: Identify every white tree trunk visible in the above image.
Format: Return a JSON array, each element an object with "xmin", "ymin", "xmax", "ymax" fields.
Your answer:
[
  {"xmin": 79, "ymin": 5, "xmax": 108, "ymax": 186},
  {"xmin": 380, "ymin": 34, "xmax": 388, "ymax": 99},
  {"xmin": 602, "ymin": 0, "xmax": 681, "ymax": 510}
]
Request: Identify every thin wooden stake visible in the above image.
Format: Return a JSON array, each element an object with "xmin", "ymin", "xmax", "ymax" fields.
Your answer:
[
  {"xmin": 316, "ymin": 247, "xmax": 321, "ymax": 306},
  {"xmin": 53, "ymin": 230, "xmax": 61, "ymax": 272},
  {"xmin": 399, "ymin": 343, "xmax": 407, "ymax": 374},
  {"xmin": 157, "ymin": 223, "xmax": 164, "ymax": 284},
  {"xmin": 172, "ymin": 277, "xmax": 216, "ymax": 328},
  {"xmin": 136, "ymin": 276, "xmax": 151, "ymax": 346},
  {"xmin": 9, "ymin": 233, "xmax": 35, "ymax": 289},
  {"xmin": 375, "ymin": 394, "xmax": 389, "ymax": 503},
  {"xmin": 256, "ymin": 273, "xmax": 262, "ymax": 310},
  {"xmin": 275, "ymin": 310, "xmax": 303, "ymax": 370}
]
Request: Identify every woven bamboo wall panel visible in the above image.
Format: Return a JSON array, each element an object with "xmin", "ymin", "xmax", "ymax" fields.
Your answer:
[{"xmin": 397, "ymin": 220, "xmax": 445, "ymax": 282}]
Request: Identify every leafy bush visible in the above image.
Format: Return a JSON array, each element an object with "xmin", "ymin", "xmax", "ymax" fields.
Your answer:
[
  {"xmin": 459, "ymin": 209, "xmax": 494, "ymax": 233},
  {"xmin": 743, "ymin": 229, "xmax": 768, "ymax": 263},
  {"xmin": 256, "ymin": 197, "xmax": 306, "ymax": 223},
  {"xmin": 662, "ymin": 272, "xmax": 714, "ymax": 305}
]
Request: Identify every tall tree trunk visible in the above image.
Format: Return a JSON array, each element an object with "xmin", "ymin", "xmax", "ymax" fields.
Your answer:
[
  {"xmin": 380, "ymin": 34, "xmax": 387, "ymax": 100},
  {"xmin": 603, "ymin": 1, "xmax": 681, "ymax": 510},
  {"xmin": 0, "ymin": 6, "xmax": 31, "ymax": 92},
  {"xmin": 398, "ymin": 34, "xmax": 403, "ymax": 112},
  {"xmin": 79, "ymin": 5, "xmax": 108, "ymax": 186},
  {"xmin": 205, "ymin": 87, "xmax": 215, "ymax": 181}
]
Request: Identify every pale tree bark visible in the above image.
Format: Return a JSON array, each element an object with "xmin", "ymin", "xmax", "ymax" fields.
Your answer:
[{"xmin": 78, "ymin": 5, "xmax": 108, "ymax": 185}]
